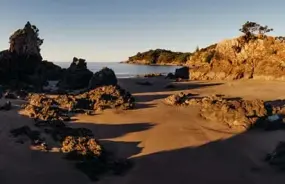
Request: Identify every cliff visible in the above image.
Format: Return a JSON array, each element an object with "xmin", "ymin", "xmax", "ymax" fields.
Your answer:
[
  {"xmin": 187, "ymin": 35, "xmax": 285, "ymax": 80},
  {"xmin": 126, "ymin": 49, "xmax": 192, "ymax": 65}
]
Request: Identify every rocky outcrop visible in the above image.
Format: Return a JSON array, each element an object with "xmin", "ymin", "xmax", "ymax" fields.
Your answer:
[
  {"xmin": 187, "ymin": 36, "xmax": 285, "ymax": 80},
  {"xmin": 58, "ymin": 57, "xmax": 93, "ymax": 90},
  {"xmin": 88, "ymin": 67, "xmax": 117, "ymax": 89},
  {"xmin": 174, "ymin": 66, "xmax": 189, "ymax": 79},
  {"xmin": 0, "ymin": 22, "xmax": 63, "ymax": 90},
  {"xmin": 164, "ymin": 94, "xmax": 283, "ymax": 131},
  {"xmin": 126, "ymin": 49, "xmax": 191, "ymax": 65}
]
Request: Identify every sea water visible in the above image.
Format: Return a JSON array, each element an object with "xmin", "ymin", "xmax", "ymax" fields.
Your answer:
[{"xmin": 55, "ymin": 62, "xmax": 180, "ymax": 78}]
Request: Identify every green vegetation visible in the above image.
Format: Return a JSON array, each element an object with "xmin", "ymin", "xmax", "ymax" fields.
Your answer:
[
  {"xmin": 128, "ymin": 49, "xmax": 192, "ymax": 65},
  {"xmin": 239, "ymin": 21, "xmax": 273, "ymax": 41}
]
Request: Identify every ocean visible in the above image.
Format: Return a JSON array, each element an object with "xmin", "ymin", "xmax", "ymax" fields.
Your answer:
[{"xmin": 55, "ymin": 62, "xmax": 180, "ymax": 78}]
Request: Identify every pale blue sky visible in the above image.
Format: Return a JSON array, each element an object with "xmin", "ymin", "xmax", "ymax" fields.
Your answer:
[{"xmin": 0, "ymin": 0, "xmax": 283, "ymax": 62}]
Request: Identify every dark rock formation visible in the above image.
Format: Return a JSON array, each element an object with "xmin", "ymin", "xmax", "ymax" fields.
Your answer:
[
  {"xmin": 88, "ymin": 67, "xmax": 117, "ymax": 89},
  {"xmin": 0, "ymin": 22, "xmax": 63, "ymax": 90},
  {"xmin": 174, "ymin": 66, "xmax": 189, "ymax": 79},
  {"xmin": 58, "ymin": 57, "xmax": 93, "ymax": 90}
]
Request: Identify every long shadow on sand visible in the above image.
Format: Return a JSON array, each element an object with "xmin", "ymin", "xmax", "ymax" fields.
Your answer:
[
  {"xmin": 119, "ymin": 78, "xmax": 223, "ymax": 94},
  {"xmin": 7, "ymin": 107, "xmax": 285, "ymax": 184},
  {"xmin": 119, "ymin": 129, "xmax": 285, "ymax": 184}
]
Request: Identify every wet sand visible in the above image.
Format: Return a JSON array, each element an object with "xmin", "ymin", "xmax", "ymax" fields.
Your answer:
[{"xmin": 1, "ymin": 78, "xmax": 285, "ymax": 184}]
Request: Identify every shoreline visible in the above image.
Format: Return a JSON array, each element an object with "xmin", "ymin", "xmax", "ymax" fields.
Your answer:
[{"xmin": 120, "ymin": 61, "xmax": 185, "ymax": 66}]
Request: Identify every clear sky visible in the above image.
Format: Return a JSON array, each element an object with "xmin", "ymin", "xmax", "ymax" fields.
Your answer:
[{"xmin": 0, "ymin": 0, "xmax": 283, "ymax": 62}]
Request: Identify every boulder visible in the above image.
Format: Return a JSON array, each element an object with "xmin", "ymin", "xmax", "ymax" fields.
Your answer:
[
  {"xmin": 61, "ymin": 136, "xmax": 102, "ymax": 158},
  {"xmin": 88, "ymin": 67, "xmax": 117, "ymax": 89},
  {"xmin": 58, "ymin": 57, "xmax": 93, "ymax": 90},
  {"xmin": 174, "ymin": 66, "xmax": 189, "ymax": 79}
]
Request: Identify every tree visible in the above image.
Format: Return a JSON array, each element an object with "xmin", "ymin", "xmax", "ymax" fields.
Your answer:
[
  {"xmin": 239, "ymin": 21, "xmax": 273, "ymax": 38},
  {"xmin": 195, "ymin": 46, "xmax": 200, "ymax": 52}
]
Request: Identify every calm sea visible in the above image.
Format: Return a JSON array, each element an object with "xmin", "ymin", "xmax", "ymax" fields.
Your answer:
[{"xmin": 55, "ymin": 62, "xmax": 180, "ymax": 78}]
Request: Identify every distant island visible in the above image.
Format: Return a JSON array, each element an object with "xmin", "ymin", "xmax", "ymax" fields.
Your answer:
[{"xmin": 125, "ymin": 49, "xmax": 192, "ymax": 66}]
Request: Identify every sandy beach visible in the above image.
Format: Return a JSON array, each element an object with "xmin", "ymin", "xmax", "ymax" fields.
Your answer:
[{"xmin": 1, "ymin": 77, "xmax": 285, "ymax": 184}]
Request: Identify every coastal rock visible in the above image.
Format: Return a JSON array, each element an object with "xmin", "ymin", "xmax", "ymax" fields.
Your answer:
[
  {"xmin": 58, "ymin": 57, "xmax": 93, "ymax": 90},
  {"xmin": 165, "ymin": 73, "xmax": 176, "ymax": 79},
  {"xmin": 164, "ymin": 94, "xmax": 273, "ymax": 130},
  {"xmin": 187, "ymin": 36, "xmax": 285, "ymax": 80},
  {"xmin": 164, "ymin": 92, "xmax": 193, "ymax": 105},
  {"xmin": 61, "ymin": 136, "xmax": 102, "ymax": 158},
  {"xmin": 198, "ymin": 97, "xmax": 268, "ymax": 130},
  {"xmin": 88, "ymin": 67, "xmax": 117, "ymax": 89},
  {"xmin": 85, "ymin": 85, "xmax": 135, "ymax": 111},
  {"xmin": 0, "ymin": 22, "xmax": 63, "ymax": 90},
  {"xmin": 174, "ymin": 66, "xmax": 189, "ymax": 79},
  {"xmin": 126, "ymin": 49, "xmax": 191, "ymax": 65}
]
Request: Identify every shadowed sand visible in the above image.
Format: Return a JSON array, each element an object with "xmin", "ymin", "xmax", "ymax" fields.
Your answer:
[{"xmin": 1, "ymin": 78, "xmax": 285, "ymax": 184}]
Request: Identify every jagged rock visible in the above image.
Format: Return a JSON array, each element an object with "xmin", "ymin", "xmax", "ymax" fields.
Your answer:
[
  {"xmin": 164, "ymin": 92, "xmax": 193, "ymax": 105},
  {"xmin": 165, "ymin": 73, "xmax": 176, "ymax": 79},
  {"xmin": 61, "ymin": 136, "xmax": 102, "ymax": 158},
  {"xmin": 86, "ymin": 85, "xmax": 135, "ymax": 111},
  {"xmin": 9, "ymin": 21, "xmax": 42, "ymax": 57},
  {"xmin": 188, "ymin": 36, "xmax": 285, "ymax": 80},
  {"xmin": 58, "ymin": 57, "xmax": 93, "ymax": 90},
  {"xmin": 174, "ymin": 66, "xmax": 189, "ymax": 79},
  {"xmin": 25, "ymin": 85, "xmax": 134, "ymax": 117},
  {"xmin": 164, "ymin": 94, "xmax": 272, "ymax": 130},
  {"xmin": 198, "ymin": 97, "xmax": 268, "ymax": 130},
  {"xmin": 24, "ymin": 94, "xmax": 70, "ymax": 121},
  {"xmin": 88, "ymin": 67, "xmax": 117, "ymax": 89},
  {"xmin": 0, "ymin": 22, "xmax": 63, "ymax": 90}
]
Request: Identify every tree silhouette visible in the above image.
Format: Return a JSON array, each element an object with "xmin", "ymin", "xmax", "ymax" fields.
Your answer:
[{"xmin": 239, "ymin": 21, "xmax": 273, "ymax": 39}]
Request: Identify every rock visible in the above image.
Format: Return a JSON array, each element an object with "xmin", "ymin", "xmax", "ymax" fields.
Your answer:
[
  {"xmin": 86, "ymin": 85, "xmax": 135, "ymax": 111},
  {"xmin": 165, "ymin": 73, "xmax": 176, "ymax": 79},
  {"xmin": 174, "ymin": 66, "xmax": 189, "ymax": 79},
  {"xmin": 58, "ymin": 57, "xmax": 93, "ymax": 90},
  {"xmin": 61, "ymin": 136, "xmax": 102, "ymax": 159},
  {"xmin": 88, "ymin": 67, "xmax": 117, "ymax": 89},
  {"xmin": 188, "ymin": 36, "xmax": 285, "ymax": 81},
  {"xmin": 0, "ymin": 22, "xmax": 63, "ymax": 90},
  {"xmin": 24, "ymin": 85, "xmax": 134, "ymax": 116},
  {"xmin": 165, "ymin": 94, "xmax": 273, "ymax": 130},
  {"xmin": 164, "ymin": 93, "xmax": 192, "ymax": 105}
]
